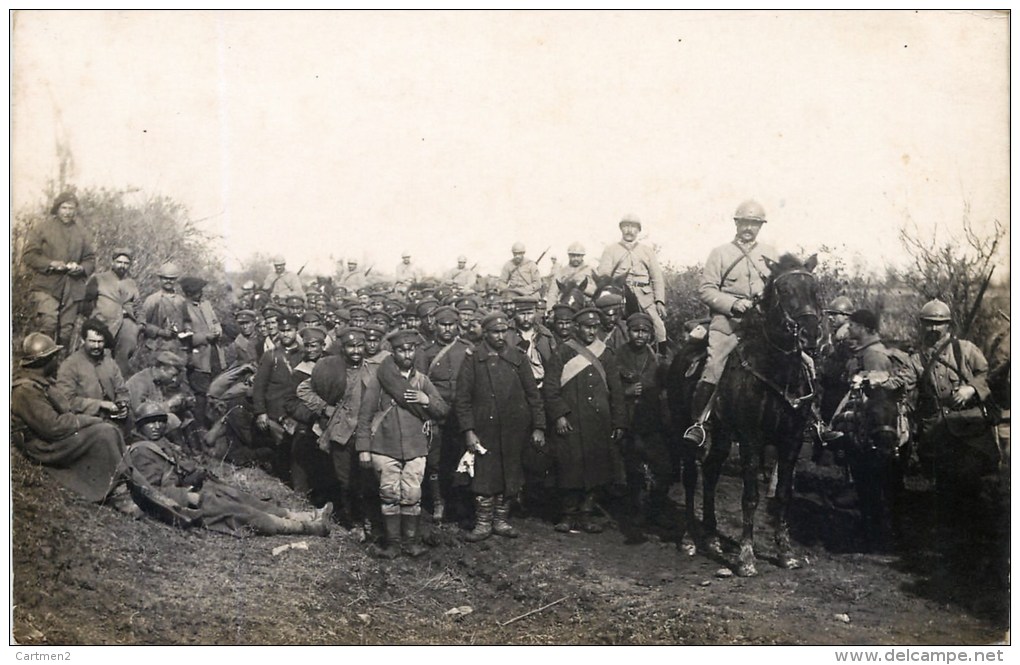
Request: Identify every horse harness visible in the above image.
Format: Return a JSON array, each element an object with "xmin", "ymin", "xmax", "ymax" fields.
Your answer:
[{"xmin": 734, "ymin": 343, "xmax": 816, "ymax": 413}]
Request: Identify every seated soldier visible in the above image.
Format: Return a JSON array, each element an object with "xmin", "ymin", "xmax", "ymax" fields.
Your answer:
[
  {"xmin": 125, "ymin": 401, "xmax": 332, "ymax": 537},
  {"xmin": 11, "ymin": 333, "xmax": 138, "ymax": 515}
]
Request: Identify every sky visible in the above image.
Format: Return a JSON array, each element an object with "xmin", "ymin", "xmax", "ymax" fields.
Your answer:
[{"xmin": 11, "ymin": 10, "xmax": 1010, "ymax": 281}]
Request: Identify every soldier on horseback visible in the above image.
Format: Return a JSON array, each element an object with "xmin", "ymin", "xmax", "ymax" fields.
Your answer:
[
  {"xmin": 684, "ymin": 200, "xmax": 777, "ymax": 448},
  {"xmin": 597, "ymin": 215, "xmax": 667, "ymax": 349}
]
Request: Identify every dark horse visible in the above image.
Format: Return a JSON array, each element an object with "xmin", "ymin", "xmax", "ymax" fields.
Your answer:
[
  {"xmin": 696, "ymin": 253, "xmax": 821, "ymax": 576},
  {"xmin": 555, "ymin": 273, "xmax": 641, "ymax": 317}
]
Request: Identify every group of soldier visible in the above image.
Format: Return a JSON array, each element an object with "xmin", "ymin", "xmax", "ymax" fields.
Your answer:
[{"xmin": 11, "ymin": 191, "xmax": 1009, "ymax": 566}]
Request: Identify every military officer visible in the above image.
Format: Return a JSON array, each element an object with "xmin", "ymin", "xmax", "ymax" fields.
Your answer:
[
  {"xmin": 684, "ymin": 201, "xmax": 777, "ymax": 446},
  {"xmin": 555, "ymin": 242, "xmax": 597, "ymax": 295},
  {"xmin": 394, "ymin": 251, "xmax": 425, "ymax": 294}
]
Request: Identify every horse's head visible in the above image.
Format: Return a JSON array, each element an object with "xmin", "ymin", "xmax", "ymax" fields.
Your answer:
[
  {"xmin": 556, "ymin": 277, "xmax": 589, "ymax": 310},
  {"xmin": 759, "ymin": 253, "xmax": 821, "ymax": 353},
  {"xmin": 592, "ymin": 273, "xmax": 641, "ymax": 318}
]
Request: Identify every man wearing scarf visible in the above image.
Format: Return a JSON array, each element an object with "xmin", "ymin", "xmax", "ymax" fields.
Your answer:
[
  {"xmin": 356, "ymin": 329, "xmax": 448, "ymax": 559},
  {"xmin": 455, "ymin": 312, "xmax": 546, "ymax": 542},
  {"xmin": 543, "ymin": 307, "xmax": 626, "ymax": 534}
]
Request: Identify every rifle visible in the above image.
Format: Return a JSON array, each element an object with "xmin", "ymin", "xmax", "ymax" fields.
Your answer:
[
  {"xmin": 534, "ymin": 246, "xmax": 552, "ymax": 264},
  {"xmin": 365, "ymin": 265, "xmax": 374, "ymax": 277},
  {"xmin": 959, "ymin": 266, "xmax": 995, "ymax": 338}
]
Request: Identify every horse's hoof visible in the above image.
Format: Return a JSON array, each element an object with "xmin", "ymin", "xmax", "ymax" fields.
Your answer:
[
  {"xmin": 705, "ymin": 536, "xmax": 723, "ymax": 556},
  {"xmin": 737, "ymin": 562, "xmax": 758, "ymax": 577},
  {"xmin": 680, "ymin": 537, "xmax": 697, "ymax": 556},
  {"xmin": 779, "ymin": 556, "xmax": 801, "ymax": 570}
]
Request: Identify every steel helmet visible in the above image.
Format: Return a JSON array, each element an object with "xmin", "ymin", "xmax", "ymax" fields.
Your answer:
[
  {"xmin": 511, "ymin": 242, "xmax": 526, "ymax": 254},
  {"xmin": 619, "ymin": 214, "xmax": 642, "ymax": 231},
  {"xmin": 272, "ymin": 256, "xmax": 286, "ymax": 265},
  {"xmin": 919, "ymin": 299, "xmax": 952, "ymax": 323},
  {"xmin": 157, "ymin": 261, "xmax": 181, "ymax": 279},
  {"xmin": 567, "ymin": 242, "xmax": 585, "ymax": 255},
  {"xmin": 734, "ymin": 200, "xmax": 767, "ymax": 223},
  {"xmin": 824, "ymin": 296, "xmax": 854, "ymax": 315},
  {"xmin": 21, "ymin": 333, "xmax": 62, "ymax": 366},
  {"xmin": 135, "ymin": 401, "xmax": 168, "ymax": 424}
]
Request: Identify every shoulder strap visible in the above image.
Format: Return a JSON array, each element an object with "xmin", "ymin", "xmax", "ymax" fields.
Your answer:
[
  {"xmin": 951, "ymin": 337, "xmax": 971, "ymax": 382},
  {"xmin": 565, "ymin": 339, "xmax": 608, "ymax": 388},
  {"xmin": 720, "ymin": 241, "xmax": 768, "ymax": 286},
  {"xmin": 428, "ymin": 340, "xmax": 457, "ymax": 373}
]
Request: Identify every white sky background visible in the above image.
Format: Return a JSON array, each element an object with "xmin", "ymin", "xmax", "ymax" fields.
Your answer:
[{"xmin": 11, "ymin": 10, "xmax": 1010, "ymax": 281}]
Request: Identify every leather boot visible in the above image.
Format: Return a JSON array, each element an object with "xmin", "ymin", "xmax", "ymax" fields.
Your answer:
[
  {"xmin": 401, "ymin": 513, "xmax": 429, "ymax": 557},
  {"xmin": 492, "ymin": 494, "xmax": 519, "ymax": 538},
  {"xmin": 429, "ymin": 473, "xmax": 445, "ymax": 523},
  {"xmin": 683, "ymin": 381, "xmax": 715, "ymax": 449},
  {"xmin": 373, "ymin": 514, "xmax": 402, "ymax": 559},
  {"xmin": 465, "ymin": 495, "xmax": 494, "ymax": 542}
]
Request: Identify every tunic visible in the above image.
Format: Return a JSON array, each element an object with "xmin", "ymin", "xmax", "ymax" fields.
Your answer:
[
  {"xmin": 183, "ymin": 299, "xmax": 225, "ymax": 373},
  {"xmin": 53, "ymin": 348, "xmax": 130, "ymax": 416},
  {"xmin": 543, "ymin": 338, "xmax": 626, "ymax": 489},
  {"xmin": 499, "ymin": 259, "xmax": 543, "ymax": 297},
  {"xmin": 697, "ymin": 240, "xmax": 777, "ymax": 336},
  {"xmin": 21, "ymin": 216, "xmax": 96, "ymax": 304},
  {"xmin": 11, "ymin": 370, "xmax": 125, "ymax": 502},
  {"xmin": 355, "ymin": 360, "xmax": 448, "ymax": 460},
  {"xmin": 85, "ymin": 270, "xmax": 139, "ymax": 338},
  {"xmin": 394, "ymin": 262, "xmax": 426, "ymax": 288},
  {"xmin": 125, "ymin": 437, "xmax": 294, "ymax": 536},
  {"xmin": 141, "ymin": 291, "xmax": 187, "ymax": 352},
  {"xmin": 251, "ymin": 344, "xmax": 306, "ymax": 421},
  {"xmin": 442, "ymin": 267, "xmax": 475, "ymax": 288},
  {"xmin": 454, "ymin": 342, "xmax": 545, "ymax": 496},
  {"xmin": 262, "ymin": 270, "xmax": 304, "ymax": 300}
]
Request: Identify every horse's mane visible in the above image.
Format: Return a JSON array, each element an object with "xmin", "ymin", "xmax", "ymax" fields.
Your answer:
[{"xmin": 771, "ymin": 253, "xmax": 812, "ymax": 274}]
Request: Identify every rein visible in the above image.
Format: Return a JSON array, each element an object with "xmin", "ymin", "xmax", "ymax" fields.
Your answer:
[
  {"xmin": 736, "ymin": 344, "xmax": 816, "ymax": 412},
  {"xmin": 739, "ymin": 268, "xmax": 819, "ymax": 411}
]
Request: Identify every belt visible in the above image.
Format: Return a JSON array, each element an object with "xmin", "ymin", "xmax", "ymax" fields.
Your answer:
[{"xmin": 628, "ymin": 280, "xmax": 650, "ymax": 287}]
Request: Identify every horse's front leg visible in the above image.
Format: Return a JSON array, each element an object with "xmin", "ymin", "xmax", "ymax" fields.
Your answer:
[
  {"xmin": 772, "ymin": 445, "xmax": 802, "ymax": 569},
  {"xmin": 701, "ymin": 432, "xmax": 732, "ymax": 556},
  {"xmin": 680, "ymin": 448, "xmax": 699, "ymax": 556},
  {"xmin": 737, "ymin": 440, "xmax": 761, "ymax": 577}
]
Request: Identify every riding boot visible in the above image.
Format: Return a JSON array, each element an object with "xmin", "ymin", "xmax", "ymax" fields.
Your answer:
[
  {"xmin": 428, "ymin": 472, "xmax": 445, "ymax": 523},
  {"xmin": 683, "ymin": 381, "xmax": 715, "ymax": 449},
  {"xmin": 401, "ymin": 513, "xmax": 429, "ymax": 557},
  {"xmin": 492, "ymin": 494, "xmax": 519, "ymax": 538},
  {"xmin": 373, "ymin": 514, "xmax": 402, "ymax": 559},
  {"xmin": 465, "ymin": 495, "xmax": 494, "ymax": 542}
]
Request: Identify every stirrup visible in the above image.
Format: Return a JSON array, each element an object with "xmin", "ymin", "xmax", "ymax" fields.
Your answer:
[{"xmin": 683, "ymin": 423, "xmax": 707, "ymax": 448}]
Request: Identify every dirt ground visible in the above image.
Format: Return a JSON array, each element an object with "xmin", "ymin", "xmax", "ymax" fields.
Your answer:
[{"xmin": 10, "ymin": 446, "xmax": 1010, "ymax": 646}]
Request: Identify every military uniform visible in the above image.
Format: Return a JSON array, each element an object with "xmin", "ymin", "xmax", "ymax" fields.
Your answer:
[
  {"xmin": 597, "ymin": 241, "xmax": 667, "ymax": 342},
  {"xmin": 337, "ymin": 267, "xmax": 369, "ymax": 292},
  {"xmin": 499, "ymin": 259, "xmax": 543, "ymax": 297},
  {"xmin": 443, "ymin": 266, "xmax": 475, "ymax": 288},
  {"xmin": 53, "ymin": 347, "xmax": 131, "ymax": 418},
  {"xmin": 22, "ymin": 212, "xmax": 97, "ymax": 347},
  {"xmin": 263, "ymin": 269, "xmax": 305, "ymax": 301},
  {"xmin": 141, "ymin": 290, "xmax": 187, "ymax": 354},
  {"xmin": 12, "ymin": 367, "xmax": 126, "ymax": 502},
  {"xmin": 697, "ymin": 239, "xmax": 777, "ymax": 383},
  {"xmin": 85, "ymin": 267, "xmax": 140, "ymax": 376},
  {"xmin": 394, "ymin": 261, "xmax": 425, "ymax": 291}
]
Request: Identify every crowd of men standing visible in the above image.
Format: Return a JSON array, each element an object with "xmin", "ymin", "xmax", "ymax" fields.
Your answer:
[{"xmin": 11, "ymin": 191, "xmax": 1008, "ymax": 569}]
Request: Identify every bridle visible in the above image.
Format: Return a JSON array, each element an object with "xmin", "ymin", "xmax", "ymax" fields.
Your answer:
[
  {"xmin": 757, "ymin": 269, "xmax": 820, "ymax": 356},
  {"xmin": 738, "ymin": 268, "xmax": 821, "ymax": 411}
]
